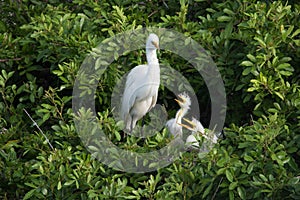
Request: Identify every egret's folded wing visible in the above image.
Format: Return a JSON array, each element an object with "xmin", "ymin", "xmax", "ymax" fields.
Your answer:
[
  {"xmin": 126, "ymin": 65, "xmax": 147, "ymax": 89},
  {"xmin": 148, "ymin": 90, "xmax": 158, "ymax": 112},
  {"xmin": 120, "ymin": 64, "xmax": 147, "ymax": 119}
]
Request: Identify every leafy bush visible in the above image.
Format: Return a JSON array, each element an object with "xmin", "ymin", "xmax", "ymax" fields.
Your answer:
[{"xmin": 0, "ymin": 0, "xmax": 299, "ymax": 199}]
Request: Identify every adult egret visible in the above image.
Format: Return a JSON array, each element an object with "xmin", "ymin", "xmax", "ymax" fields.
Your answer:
[
  {"xmin": 166, "ymin": 93, "xmax": 191, "ymax": 138},
  {"xmin": 121, "ymin": 33, "xmax": 160, "ymax": 133},
  {"xmin": 182, "ymin": 117, "xmax": 218, "ymax": 151}
]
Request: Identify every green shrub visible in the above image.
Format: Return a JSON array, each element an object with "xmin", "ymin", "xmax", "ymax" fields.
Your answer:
[{"xmin": 0, "ymin": 0, "xmax": 299, "ymax": 199}]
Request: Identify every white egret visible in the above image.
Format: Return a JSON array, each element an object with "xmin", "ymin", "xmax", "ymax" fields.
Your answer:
[
  {"xmin": 166, "ymin": 93, "xmax": 191, "ymax": 138},
  {"xmin": 182, "ymin": 117, "xmax": 204, "ymax": 149},
  {"xmin": 182, "ymin": 117, "xmax": 218, "ymax": 151},
  {"xmin": 121, "ymin": 33, "xmax": 160, "ymax": 132}
]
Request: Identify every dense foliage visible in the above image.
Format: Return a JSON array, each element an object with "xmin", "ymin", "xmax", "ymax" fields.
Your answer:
[{"xmin": 0, "ymin": 0, "xmax": 299, "ymax": 199}]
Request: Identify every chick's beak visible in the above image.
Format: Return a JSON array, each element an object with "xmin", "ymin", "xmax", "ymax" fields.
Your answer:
[
  {"xmin": 179, "ymin": 118, "xmax": 197, "ymax": 130},
  {"xmin": 175, "ymin": 95, "xmax": 185, "ymax": 105},
  {"xmin": 174, "ymin": 98, "xmax": 182, "ymax": 104},
  {"xmin": 178, "ymin": 123, "xmax": 193, "ymax": 130},
  {"xmin": 183, "ymin": 118, "xmax": 195, "ymax": 126},
  {"xmin": 175, "ymin": 118, "xmax": 193, "ymax": 130}
]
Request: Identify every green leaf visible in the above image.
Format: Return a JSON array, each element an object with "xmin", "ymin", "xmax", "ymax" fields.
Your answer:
[
  {"xmin": 223, "ymin": 8, "xmax": 235, "ymax": 16},
  {"xmin": 52, "ymin": 70, "xmax": 64, "ymax": 76},
  {"xmin": 217, "ymin": 167, "xmax": 226, "ymax": 175},
  {"xmin": 229, "ymin": 181, "xmax": 238, "ymax": 190},
  {"xmin": 1, "ymin": 70, "xmax": 8, "ymax": 80},
  {"xmin": 41, "ymin": 103, "xmax": 53, "ymax": 109},
  {"xmin": 279, "ymin": 70, "xmax": 293, "ymax": 76},
  {"xmin": 29, "ymin": 93, "xmax": 35, "ymax": 103},
  {"xmin": 42, "ymin": 188, "xmax": 48, "ymax": 195},
  {"xmin": 42, "ymin": 113, "xmax": 50, "ymax": 122},
  {"xmin": 277, "ymin": 63, "xmax": 292, "ymax": 69},
  {"xmin": 237, "ymin": 186, "xmax": 246, "ymax": 199},
  {"xmin": 274, "ymin": 91, "xmax": 284, "ymax": 100},
  {"xmin": 259, "ymin": 174, "xmax": 268, "ymax": 182},
  {"xmin": 288, "ymin": 177, "xmax": 300, "ymax": 185},
  {"xmin": 7, "ymin": 71, "xmax": 14, "ymax": 79},
  {"xmin": 273, "ymin": 102, "xmax": 281, "ymax": 110},
  {"xmin": 242, "ymin": 67, "xmax": 253, "ymax": 76},
  {"xmin": 244, "ymin": 155, "xmax": 254, "ymax": 162},
  {"xmin": 229, "ymin": 190, "xmax": 234, "ymax": 200},
  {"xmin": 202, "ymin": 182, "xmax": 213, "ymax": 198},
  {"xmin": 285, "ymin": 25, "xmax": 294, "ymax": 38},
  {"xmin": 88, "ymin": 145, "xmax": 99, "ymax": 152},
  {"xmin": 268, "ymin": 108, "xmax": 278, "ymax": 113},
  {"xmin": 247, "ymin": 163, "xmax": 254, "ymax": 174},
  {"xmin": 0, "ymin": 77, "xmax": 5, "ymax": 87},
  {"xmin": 224, "ymin": 22, "xmax": 233, "ymax": 38},
  {"xmin": 226, "ymin": 169, "xmax": 234, "ymax": 182},
  {"xmin": 217, "ymin": 16, "xmax": 232, "ymax": 22},
  {"xmin": 217, "ymin": 158, "xmax": 226, "ymax": 167},
  {"xmin": 114, "ymin": 131, "xmax": 121, "ymax": 141},
  {"xmin": 87, "ymin": 173, "xmax": 92, "ymax": 184},
  {"xmin": 25, "ymin": 182, "xmax": 38, "ymax": 188},
  {"xmin": 240, "ymin": 61, "xmax": 253, "ymax": 67},
  {"xmin": 247, "ymin": 87, "xmax": 256, "ymax": 92},
  {"xmin": 64, "ymin": 180, "xmax": 75, "ymax": 186},
  {"xmin": 294, "ymin": 39, "xmax": 300, "ymax": 46},
  {"xmin": 57, "ymin": 181, "xmax": 62, "ymax": 190},
  {"xmin": 280, "ymin": 57, "xmax": 292, "ymax": 63},
  {"xmin": 23, "ymin": 189, "xmax": 36, "ymax": 200},
  {"xmin": 254, "ymin": 37, "xmax": 266, "ymax": 48},
  {"xmin": 235, "ymin": 84, "xmax": 245, "ymax": 91},
  {"xmin": 291, "ymin": 28, "xmax": 300, "ymax": 38},
  {"xmin": 247, "ymin": 54, "xmax": 256, "ymax": 62}
]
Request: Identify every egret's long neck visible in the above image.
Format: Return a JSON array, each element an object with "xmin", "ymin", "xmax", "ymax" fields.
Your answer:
[
  {"xmin": 146, "ymin": 48, "xmax": 159, "ymax": 82},
  {"xmin": 146, "ymin": 48, "xmax": 158, "ymax": 65},
  {"xmin": 175, "ymin": 107, "xmax": 188, "ymax": 124}
]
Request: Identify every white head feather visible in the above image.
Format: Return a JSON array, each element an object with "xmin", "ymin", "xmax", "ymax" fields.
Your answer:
[{"xmin": 146, "ymin": 33, "xmax": 159, "ymax": 50}]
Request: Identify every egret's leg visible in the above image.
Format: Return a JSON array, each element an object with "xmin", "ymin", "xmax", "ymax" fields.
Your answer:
[
  {"xmin": 220, "ymin": 130, "xmax": 226, "ymax": 139},
  {"xmin": 140, "ymin": 117, "xmax": 144, "ymax": 136},
  {"xmin": 130, "ymin": 119, "xmax": 133, "ymax": 133},
  {"xmin": 123, "ymin": 116, "xmax": 132, "ymax": 139}
]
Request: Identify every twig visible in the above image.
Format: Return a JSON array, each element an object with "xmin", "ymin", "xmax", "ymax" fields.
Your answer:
[
  {"xmin": 211, "ymin": 177, "xmax": 223, "ymax": 200},
  {"xmin": 148, "ymin": 10, "xmax": 158, "ymax": 18},
  {"xmin": 0, "ymin": 57, "xmax": 22, "ymax": 62},
  {"xmin": 23, "ymin": 108, "xmax": 54, "ymax": 150},
  {"xmin": 162, "ymin": 0, "xmax": 169, "ymax": 9}
]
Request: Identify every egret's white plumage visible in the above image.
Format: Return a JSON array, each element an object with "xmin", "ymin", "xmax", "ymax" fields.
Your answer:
[
  {"xmin": 121, "ymin": 33, "xmax": 160, "ymax": 132},
  {"xmin": 183, "ymin": 117, "xmax": 204, "ymax": 149},
  {"xmin": 166, "ymin": 93, "xmax": 191, "ymax": 138}
]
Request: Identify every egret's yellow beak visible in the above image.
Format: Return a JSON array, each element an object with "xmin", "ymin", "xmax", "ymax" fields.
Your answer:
[
  {"xmin": 178, "ymin": 123, "xmax": 192, "ymax": 130},
  {"xmin": 182, "ymin": 118, "xmax": 205, "ymax": 135},
  {"xmin": 182, "ymin": 118, "xmax": 196, "ymax": 129},
  {"xmin": 175, "ymin": 95, "xmax": 185, "ymax": 105},
  {"xmin": 174, "ymin": 98, "xmax": 182, "ymax": 104},
  {"xmin": 151, "ymin": 41, "xmax": 159, "ymax": 49},
  {"xmin": 175, "ymin": 117, "xmax": 194, "ymax": 130}
]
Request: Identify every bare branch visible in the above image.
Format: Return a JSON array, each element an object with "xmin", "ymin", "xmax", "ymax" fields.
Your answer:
[
  {"xmin": 211, "ymin": 177, "xmax": 223, "ymax": 200},
  {"xmin": 0, "ymin": 58, "xmax": 23, "ymax": 62},
  {"xmin": 23, "ymin": 108, "xmax": 54, "ymax": 150}
]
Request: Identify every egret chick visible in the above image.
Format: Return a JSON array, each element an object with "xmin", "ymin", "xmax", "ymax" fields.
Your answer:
[
  {"xmin": 182, "ymin": 117, "xmax": 218, "ymax": 151},
  {"xmin": 121, "ymin": 33, "xmax": 160, "ymax": 132},
  {"xmin": 182, "ymin": 117, "xmax": 204, "ymax": 149},
  {"xmin": 166, "ymin": 93, "xmax": 191, "ymax": 138}
]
